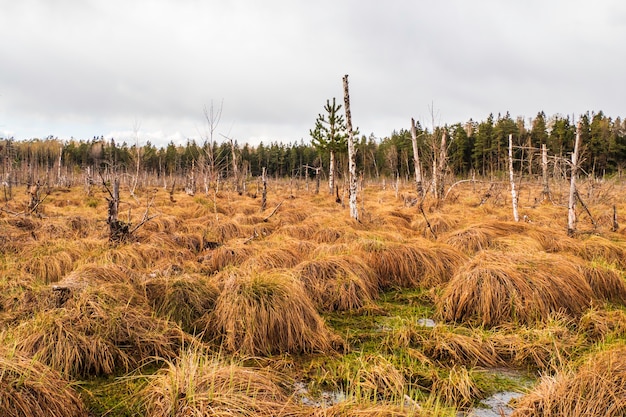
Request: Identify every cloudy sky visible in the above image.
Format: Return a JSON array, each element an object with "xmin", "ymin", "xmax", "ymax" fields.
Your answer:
[{"xmin": 1, "ymin": 0, "xmax": 625, "ymax": 147}]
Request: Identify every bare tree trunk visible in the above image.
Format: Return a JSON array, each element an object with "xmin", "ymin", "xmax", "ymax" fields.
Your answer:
[
  {"xmin": 541, "ymin": 144, "xmax": 550, "ymax": 199},
  {"xmin": 329, "ymin": 150, "xmax": 335, "ymax": 195},
  {"xmin": 434, "ymin": 130, "xmax": 447, "ymax": 200},
  {"xmin": 508, "ymin": 134, "xmax": 519, "ymax": 222},
  {"xmin": 568, "ymin": 122, "xmax": 582, "ymax": 236},
  {"xmin": 261, "ymin": 167, "xmax": 267, "ymax": 212},
  {"xmin": 343, "ymin": 75, "xmax": 359, "ymax": 221},
  {"xmin": 410, "ymin": 118, "xmax": 423, "ymax": 197}
]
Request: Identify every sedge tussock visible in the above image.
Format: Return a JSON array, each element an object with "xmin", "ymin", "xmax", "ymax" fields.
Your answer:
[
  {"xmin": 429, "ymin": 365, "xmax": 482, "ymax": 409},
  {"xmin": 412, "ymin": 213, "xmax": 460, "ymax": 239},
  {"xmin": 209, "ymin": 268, "xmax": 335, "ymax": 355},
  {"xmin": 19, "ymin": 240, "xmax": 83, "ymax": 283},
  {"xmin": 10, "ymin": 309, "xmax": 129, "ymax": 377},
  {"xmin": 441, "ymin": 221, "xmax": 528, "ymax": 254},
  {"xmin": 312, "ymin": 227, "xmax": 351, "ymax": 244},
  {"xmin": 295, "ymin": 255, "xmax": 379, "ymax": 312},
  {"xmin": 511, "ymin": 344, "xmax": 626, "ymax": 417},
  {"xmin": 361, "ymin": 240, "xmax": 465, "ymax": 289},
  {"xmin": 142, "ymin": 274, "xmax": 220, "ymax": 333},
  {"xmin": 0, "ymin": 349, "xmax": 88, "ymax": 417},
  {"xmin": 578, "ymin": 307, "xmax": 626, "ymax": 342},
  {"xmin": 57, "ymin": 262, "xmax": 136, "ymax": 291},
  {"xmin": 312, "ymin": 402, "xmax": 427, "ymax": 417},
  {"xmin": 241, "ymin": 246, "xmax": 302, "ymax": 271},
  {"xmin": 140, "ymin": 348, "xmax": 301, "ymax": 417},
  {"xmin": 11, "ymin": 284, "xmax": 187, "ymax": 377},
  {"xmin": 491, "ymin": 316, "xmax": 578, "ymax": 371},
  {"xmin": 576, "ymin": 235, "xmax": 626, "ymax": 269},
  {"xmin": 419, "ymin": 325, "xmax": 502, "ymax": 368},
  {"xmin": 578, "ymin": 262, "xmax": 626, "ymax": 304},
  {"xmin": 198, "ymin": 244, "xmax": 257, "ymax": 273},
  {"xmin": 275, "ymin": 223, "xmax": 318, "ymax": 240},
  {"xmin": 436, "ymin": 251, "xmax": 595, "ymax": 327},
  {"xmin": 349, "ymin": 354, "xmax": 406, "ymax": 401}
]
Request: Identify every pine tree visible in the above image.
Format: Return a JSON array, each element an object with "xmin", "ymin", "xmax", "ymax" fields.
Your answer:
[{"xmin": 310, "ymin": 98, "xmax": 348, "ymax": 194}]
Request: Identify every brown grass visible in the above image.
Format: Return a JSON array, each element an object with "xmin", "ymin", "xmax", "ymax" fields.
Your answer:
[
  {"xmin": 142, "ymin": 273, "xmax": 220, "ymax": 333},
  {"xmin": 208, "ymin": 268, "xmax": 336, "ymax": 355},
  {"xmin": 11, "ymin": 283, "xmax": 187, "ymax": 377},
  {"xmin": 0, "ymin": 349, "xmax": 87, "ymax": 417},
  {"xmin": 437, "ymin": 251, "xmax": 595, "ymax": 327},
  {"xmin": 511, "ymin": 344, "xmax": 626, "ymax": 417},
  {"xmin": 361, "ymin": 239, "xmax": 466, "ymax": 289},
  {"xmin": 295, "ymin": 255, "xmax": 379, "ymax": 312},
  {"xmin": 140, "ymin": 348, "xmax": 301, "ymax": 417},
  {"xmin": 442, "ymin": 221, "xmax": 528, "ymax": 254}
]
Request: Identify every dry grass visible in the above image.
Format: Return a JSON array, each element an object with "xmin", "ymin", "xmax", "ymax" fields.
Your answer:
[
  {"xmin": 140, "ymin": 348, "xmax": 301, "ymax": 417},
  {"xmin": 360, "ymin": 240, "xmax": 466, "ymax": 289},
  {"xmin": 295, "ymin": 255, "xmax": 379, "ymax": 312},
  {"xmin": 437, "ymin": 251, "xmax": 596, "ymax": 327},
  {"xmin": 441, "ymin": 221, "xmax": 527, "ymax": 254},
  {"xmin": 429, "ymin": 366, "xmax": 482, "ymax": 409},
  {"xmin": 511, "ymin": 344, "xmax": 626, "ymax": 417},
  {"xmin": 0, "ymin": 348, "xmax": 87, "ymax": 417},
  {"xmin": 10, "ymin": 283, "xmax": 187, "ymax": 377},
  {"xmin": 208, "ymin": 268, "xmax": 336, "ymax": 355},
  {"xmin": 142, "ymin": 273, "xmax": 220, "ymax": 333},
  {"xmin": 576, "ymin": 235, "xmax": 626, "ymax": 269},
  {"xmin": 198, "ymin": 243, "xmax": 257, "ymax": 273}
]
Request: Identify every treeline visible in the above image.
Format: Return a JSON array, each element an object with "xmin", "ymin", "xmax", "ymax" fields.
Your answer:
[{"xmin": 1, "ymin": 110, "xmax": 625, "ymax": 184}]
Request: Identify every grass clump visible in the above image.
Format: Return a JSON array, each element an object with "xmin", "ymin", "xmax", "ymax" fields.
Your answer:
[
  {"xmin": 209, "ymin": 268, "xmax": 337, "ymax": 355},
  {"xmin": 0, "ymin": 348, "xmax": 88, "ymax": 416}
]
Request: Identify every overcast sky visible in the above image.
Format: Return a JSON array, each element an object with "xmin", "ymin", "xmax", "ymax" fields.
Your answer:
[{"xmin": 1, "ymin": 0, "xmax": 625, "ymax": 147}]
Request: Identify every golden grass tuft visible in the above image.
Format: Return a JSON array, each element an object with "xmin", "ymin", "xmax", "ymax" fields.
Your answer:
[
  {"xmin": 208, "ymin": 268, "xmax": 335, "ymax": 355},
  {"xmin": 578, "ymin": 263, "xmax": 626, "ymax": 304},
  {"xmin": 441, "ymin": 221, "xmax": 528, "ymax": 254},
  {"xmin": 511, "ymin": 344, "xmax": 626, "ymax": 417},
  {"xmin": 20, "ymin": 240, "xmax": 83, "ymax": 283},
  {"xmin": 429, "ymin": 365, "xmax": 482, "ymax": 409},
  {"xmin": 361, "ymin": 240, "xmax": 466, "ymax": 289},
  {"xmin": 57, "ymin": 262, "xmax": 136, "ymax": 290},
  {"xmin": 198, "ymin": 243, "xmax": 257, "ymax": 273},
  {"xmin": 576, "ymin": 235, "xmax": 626, "ymax": 269},
  {"xmin": 143, "ymin": 273, "xmax": 220, "ymax": 333},
  {"xmin": 140, "ymin": 348, "xmax": 300, "ymax": 417},
  {"xmin": 11, "ymin": 283, "xmax": 187, "ymax": 377},
  {"xmin": 349, "ymin": 354, "xmax": 406, "ymax": 401},
  {"xmin": 578, "ymin": 307, "xmax": 626, "ymax": 342},
  {"xmin": 0, "ymin": 349, "xmax": 88, "ymax": 417},
  {"xmin": 295, "ymin": 255, "xmax": 379, "ymax": 312},
  {"xmin": 437, "ymin": 251, "xmax": 595, "ymax": 327},
  {"xmin": 241, "ymin": 246, "xmax": 302, "ymax": 270}
]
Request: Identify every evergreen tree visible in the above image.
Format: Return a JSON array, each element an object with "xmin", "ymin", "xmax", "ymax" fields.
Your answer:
[{"xmin": 310, "ymin": 98, "xmax": 348, "ymax": 194}]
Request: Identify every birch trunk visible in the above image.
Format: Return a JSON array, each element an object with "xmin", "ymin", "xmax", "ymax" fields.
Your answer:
[
  {"xmin": 541, "ymin": 144, "xmax": 550, "ymax": 199},
  {"xmin": 343, "ymin": 74, "xmax": 358, "ymax": 221},
  {"xmin": 329, "ymin": 150, "xmax": 335, "ymax": 195},
  {"xmin": 568, "ymin": 122, "xmax": 582, "ymax": 236},
  {"xmin": 508, "ymin": 134, "xmax": 519, "ymax": 222},
  {"xmin": 410, "ymin": 118, "xmax": 423, "ymax": 197}
]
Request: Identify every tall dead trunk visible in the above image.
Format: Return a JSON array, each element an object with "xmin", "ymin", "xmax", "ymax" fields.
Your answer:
[
  {"xmin": 541, "ymin": 144, "xmax": 551, "ymax": 200},
  {"xmin": 508, "ymin": 134, "xmax": 519, "ymax": 222},
  {"xmin": 261, "ymin": 167, "xmax": 267, "ymax": 212},
  {"xmin": 328, "ymin": 150, "xmax": 335, "ymax": 195},
  {"xmin": 434, "ymin": 130, "xmax": 447, "ymax": 200},
  {"xmin": 568, "ymin": 122, "xmax": 582, "ymax": 236},
  {"xmin": 410, "ymin": 118, "xmax": 423, "ymax": 197},
  {"xmin": 342, "ymin": 75, "xmax": 358, "ymax": 221}
]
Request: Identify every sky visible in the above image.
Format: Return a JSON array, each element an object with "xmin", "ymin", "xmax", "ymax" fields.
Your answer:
[{"xmin": 1, "ymin": 0, "xmax": 625, "ymax": 148}]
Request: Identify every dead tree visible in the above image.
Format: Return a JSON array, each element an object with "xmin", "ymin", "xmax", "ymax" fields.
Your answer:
[
  {"xmin": 343, "ymin": 74, "xmax": 358, "ymax": 221},
  {"xmin": 541, "ymin": 144, "xmax": 552, "ymax": 201},
  {"xmin": 410, "ymin": 118, "xmax": 424, "ymax": 197},
  {"xmin": 567, "ymin": 122, "xmax": 582, "ymax": 236},
  {"xmin": 508, "ymin": 134, "xmax": 520, "ymax": 222},
  {"xmin": 261, "ymin": 167, "xmax": 267, "ymax": 212}
]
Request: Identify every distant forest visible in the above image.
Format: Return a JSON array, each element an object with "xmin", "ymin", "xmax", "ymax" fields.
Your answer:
[{"xmin": 1, "ymin": 111, "xmax": 625, "ymax": 185}]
